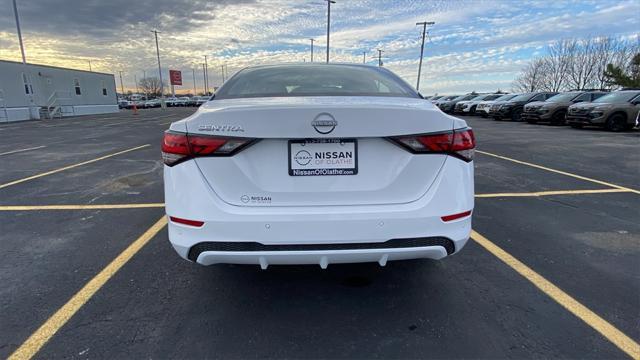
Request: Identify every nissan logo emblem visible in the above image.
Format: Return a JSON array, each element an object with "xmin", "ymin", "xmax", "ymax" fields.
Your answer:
[{"xmin": 311, "ymin": 113, "xmax": 337, "ymax": 134}]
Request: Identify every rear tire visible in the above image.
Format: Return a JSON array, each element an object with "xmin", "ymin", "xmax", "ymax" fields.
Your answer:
[
  {"xmin": 469, "ymin": 106, "xmax": 477, "ymax": 115},
  {"xmin": 606, "ymin": 114, "xmax": 627, "ymax": 132}
]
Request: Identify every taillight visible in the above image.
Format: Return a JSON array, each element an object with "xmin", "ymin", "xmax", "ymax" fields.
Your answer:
[
  {"xmin": 162, "ymin": 131, "xmax": 255, "ymax": 166},
  {"xmin": 390, "ymin": 128, "xmax": 475, "ymax": 162}
]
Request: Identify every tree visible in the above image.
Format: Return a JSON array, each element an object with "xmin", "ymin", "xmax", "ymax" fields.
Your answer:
[
  {"xmin": 604, "ymin": 53, "xmax": 640, "ymax": 88},
  {"xmin": 512, "ymin": 58, "xmax": 546, "ymax": 92},
  {"xmin": 138, "ymin": 77, "xmax": 165, "ymax": 97},
  {"xmin": 542, "ymin": 39, "xmax": 572, "ymax": 91}
]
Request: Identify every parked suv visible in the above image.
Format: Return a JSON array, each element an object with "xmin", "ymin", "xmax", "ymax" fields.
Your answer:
[
  {"xmin": 491, "ymin": 92, "xmax": 557, "ymax": 121},
  {"xmin": 523, "ymin": 91, "xmax": 607, "ymax": 125},
  {"xmin": 457, "ymin": 93, "xmax": 505, "ymax": 115},
  {"xmin": 438, "ymin": 94, "xmax": 478, "ymax": 113},
  {"xmin": 566, "ymin": 90, "xmax": 640, "ymax": 131},
  {"xmin": 478, "ymin": 94, "xmax": 518, "ymax": 117}
]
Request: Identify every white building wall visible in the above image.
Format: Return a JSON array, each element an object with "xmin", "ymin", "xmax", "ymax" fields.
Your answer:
[{"xmin": 0, "ymin": 60, "xmax": 118, "ymax": 122}]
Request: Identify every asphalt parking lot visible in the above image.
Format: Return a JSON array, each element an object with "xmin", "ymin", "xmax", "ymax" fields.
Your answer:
[{"xmin": 1, "ymin": 108, "xmax": 639, "ymax": 359}]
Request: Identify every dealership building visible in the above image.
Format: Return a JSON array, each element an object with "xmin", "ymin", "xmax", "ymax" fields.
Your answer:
[{"xmin": 0, "ymin": 60, "xmax": 118, "ymax": 123}]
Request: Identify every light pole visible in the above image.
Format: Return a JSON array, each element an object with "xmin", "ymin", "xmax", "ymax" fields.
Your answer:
[
  {"xmin": 151, "ymin": 30, "xmax": 165, "ymax": 105},
  {"xmin": 13, "ymin": 0, "xmax": 36, "ymax": 119},
  {"xmin": 415, "ymin": 21, "xmax": 434, "ymax": 91},
  {"xmin": 12, "ymin": 0, "xmax": 26, "ymax": 64},
  {"xmin": 202, "ymin": 63, "xmax": 206, "ymax": 95},
  {"xmin": 118, "ymin": 71, "xmax": 125, "ymax": 95},
  {"xmin": 134, "ymin": 74, "xmax": 138, "ymax": 94},
  {"xmin": 325, "ymin": 0, "xmax": 335, "ymax": 63},
  {"xmin": 310, "ymin": 38, "xmax": 315, "ymax": 62},
  {"xmin": 88, "ymin": 60, "xmax": 92, "ymax": 72},
  {"xmin": 204, "ymin": 55, "xmax": 209, "ymax": 94},
  {"xmin": 362, "ymin": 51, "xmax": 366, "ymax": 64},
  {"xmin": 192, "ymin": 68, "xmax": 197, "ymax": 95},
  {"xmin": 377, "ymin": 49, "xmax": 384, "ymax": 67},
  {"xmin": 221, "ymin": 64, "xmax": 225, "ymax": 84}
]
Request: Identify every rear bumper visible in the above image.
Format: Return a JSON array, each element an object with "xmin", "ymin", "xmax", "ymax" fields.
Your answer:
[
  {"xmin": 189, "ymin": 238, "xmax": 457, "ymax": 268},
  {"xmin": 164, "ymin": 157, "xmax": 474, "ymax": 267}
]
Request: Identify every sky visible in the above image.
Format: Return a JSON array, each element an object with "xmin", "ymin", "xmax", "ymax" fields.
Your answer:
[{"xmin": 0, "ymin": 0, "xmax": 638, "ymax": 95}]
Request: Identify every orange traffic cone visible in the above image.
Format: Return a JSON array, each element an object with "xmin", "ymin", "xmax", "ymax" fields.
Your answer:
[{"xmin": 132, "ymin": 103, "xmax": 138, "ymax": 115}]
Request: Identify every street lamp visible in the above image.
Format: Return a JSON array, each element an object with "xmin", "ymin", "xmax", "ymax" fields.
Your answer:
[
  {"xmin": 415, "ymin": 21, "xmax": 435, "ymax": 91},
  {"xmin": 310, "ymin": 38, "xmax": 315, "ymax": 62}
]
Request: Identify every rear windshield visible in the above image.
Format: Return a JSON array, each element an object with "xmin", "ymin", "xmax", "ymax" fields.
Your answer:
[
  {"xmin": 214, "ymin": 65, "xmax": 419, "ymax": 99},
  {"xmin": 592, "ymin": 91, "xmax": 640, "ymax": 103}
]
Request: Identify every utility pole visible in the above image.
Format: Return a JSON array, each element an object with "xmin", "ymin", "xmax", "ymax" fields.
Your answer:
[
  {"xmin": 310, "ymin": 38, "xmax": 315, "ymax": 62},
  {"xmin": 118, "ymin": 71, "xmax": 125, "ymax": 95},
  {"xmin": 204, "ymin": 55, "xmax": 209, "ymax": 95},
  {"xmin": 151, "ymin": 30, "xmax": 165, "ymax": 105},
  {"xmin": 377, "ymin": 49, "xmax": 384, "ymax": 67},
  {"xmin": 325, "ymin": 0, "xmax": 335, "ymax": 63},
  {"xmin": 192, "ymin": 68, "xmax": 196, "ymax": 95},
  {"xmin": 415, "ymin": 21, "xmax": 435, "ymax": 91},
  {"xmin": 362, "ymin": 51, "xmax": 366, "ymax": 64}
]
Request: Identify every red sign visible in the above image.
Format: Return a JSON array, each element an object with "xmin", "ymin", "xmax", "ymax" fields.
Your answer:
[{"xmin": 169, "ymin": 70, "xmax": 182, "ymax": 86}]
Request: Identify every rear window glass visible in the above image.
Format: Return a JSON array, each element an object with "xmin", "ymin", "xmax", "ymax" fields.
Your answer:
[
  {"xmin": 214, "ymin": 65, "xmax": 418, "ymax": 99},
  {"xmin": 510, "ymin": 93, "xmax": 536, "ymax": 102}
]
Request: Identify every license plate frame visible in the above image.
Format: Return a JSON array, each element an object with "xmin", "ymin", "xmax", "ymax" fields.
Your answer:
[{"xmin": 288, "ymin": 138, "xmax": 358, "ymax": 176}]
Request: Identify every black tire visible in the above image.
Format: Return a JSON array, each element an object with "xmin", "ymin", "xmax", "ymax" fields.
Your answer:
[
  {"xmin": 511, "ymin": 109, "xmax": 523, "ymax": 122},
  {"xmin": 526, "ymin": 118, "xmax": 537, "ymax": 124},
  {"xmin": 570, "ymin": 124, "xmax": 583, "ymax": 129},
  {"xmin": 550, "ymin": 111, "xmax": 566, "ymax": 126},
  {"xmin": 606, "ymin": 113, "xmax": 627, "ymax": 132},
  {"xmin": 469, "ymin": 106, "xmax": 477, "ymax": 115}
]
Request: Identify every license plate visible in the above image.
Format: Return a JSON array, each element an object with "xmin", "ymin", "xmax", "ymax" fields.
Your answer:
[{"xmin": 288, "ymin": 139, "xmax": 357, "ymax": 176}]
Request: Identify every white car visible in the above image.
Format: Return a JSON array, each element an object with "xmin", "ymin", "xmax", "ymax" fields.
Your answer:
[
  {"xmin": 162, "ymin": 64, "xmax": 475, "ymax": 269},
  {"xmin": 459, "ymin": 94, "xmax": 504, "ymax": 115},
  {"xmin": 476, "ymin": 94, "xmax": 519, "ymax": 117}
]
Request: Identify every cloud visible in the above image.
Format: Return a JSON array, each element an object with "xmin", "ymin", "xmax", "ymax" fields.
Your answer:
[{"xmin": 0, "ymin": 0, "xmax": 637, "ymax": 94}]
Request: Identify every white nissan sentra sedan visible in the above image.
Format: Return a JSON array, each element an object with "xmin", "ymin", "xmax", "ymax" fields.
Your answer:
[{"xmin": 162, "ymin": 64, "xmax": 475, "ymax": 269}]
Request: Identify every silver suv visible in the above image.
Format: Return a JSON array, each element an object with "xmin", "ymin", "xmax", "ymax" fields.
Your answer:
[
  {"xmin": 523, "ymin": 91, "xmax": 607, "ymax": 125},
  {"xmin": 566, "ymin": 90, "xmax": 640, "ymax": 131}
]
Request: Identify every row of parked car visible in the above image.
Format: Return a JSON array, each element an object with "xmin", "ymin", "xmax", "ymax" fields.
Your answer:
[
  {"xmin": 118, "ymin": 96, "xmax": 211, "ymax": 109},
  {"xmin": 425, "ymin": 89, "xmax": 640, "ymax": 132}
]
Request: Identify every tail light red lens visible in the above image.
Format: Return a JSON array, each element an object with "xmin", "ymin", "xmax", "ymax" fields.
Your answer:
[
  {"xmin": 169, "ymin": 216, "xmax": 204, "ymax": 227},
  {"xmin": 162, "ymin": 131, "xmax": 255, "ymax": 166},
  {"xmin": 441, "ymin": 210, "xmax": 472, "ymax": 222},
  {"xmin": 390, "ymin": 128, "xmax": 475, "ymax": 161}
]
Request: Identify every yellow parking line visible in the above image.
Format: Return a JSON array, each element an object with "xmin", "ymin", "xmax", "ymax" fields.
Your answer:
[
  {"xmin": 0, "ymin": 144, "xmax": 150, "ymax": 190},
  {"xmin": 0, "ymin": 203, "xmax": 165, "ymax": 211},
  {"xmin": 477, "ymin": 150, "xmax": 640, "ymax": 195},
  {"xmin": 475, "ymin": 188, "xmax": 630, "ymax": 198},
  {"xmin": 471, "ymin": 230, "xmax": 640, "ymax": 359},
  {"xmin": 8, "ymin": 216, "xmax": 167, "ymax": 360}
]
